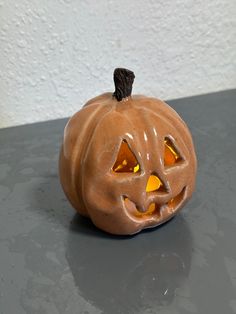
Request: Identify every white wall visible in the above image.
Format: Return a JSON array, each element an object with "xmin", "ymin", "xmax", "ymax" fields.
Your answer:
[{"xmin": 0, "ymin": 0, "xmax": 235, "ymax": 128}]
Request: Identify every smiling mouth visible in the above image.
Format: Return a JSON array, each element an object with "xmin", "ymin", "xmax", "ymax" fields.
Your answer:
[{"xmin": 123, "ymin": 187, "xmax": 186, "ymax": 220}]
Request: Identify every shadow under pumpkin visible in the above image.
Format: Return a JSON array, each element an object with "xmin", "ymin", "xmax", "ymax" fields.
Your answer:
[{"xmin": 66, "ymin": 214, "xmax": 193, "ymax": 313}]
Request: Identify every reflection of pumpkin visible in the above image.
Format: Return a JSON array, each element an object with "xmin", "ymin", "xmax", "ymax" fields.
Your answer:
[
  {"xmin": 59, "ymin": 68, "xmax": 197, "ymax": 235},
  {"xmin": 66, "ymin": 215, "xmax": 192, "ymax": 313}
]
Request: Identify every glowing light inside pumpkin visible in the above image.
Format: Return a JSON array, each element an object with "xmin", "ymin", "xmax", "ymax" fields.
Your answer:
[
  {"xmin": 135, "ymin": 202, "xmax": 158, "ymax": 217},
  {"xmin": 164, "ymin": 138, "xmax": 181, "ymax": 166},
  {"xmin": 124, "ymin": 197, "xmax": 160, "ymax": 217},
  {"xmin": 113, "ymin": 140, "xmax": 140, "ymax": 173},
  {"xmin": 133, "ymin": 164, "xmax": 140, "ymax": 173},
  {"xmin": 145, "ymin": 202, "xmax": 156, "ymax": 215},
  {"xmin": 146, "ymin": 175, "xmax": 162, "ymax": 192}
]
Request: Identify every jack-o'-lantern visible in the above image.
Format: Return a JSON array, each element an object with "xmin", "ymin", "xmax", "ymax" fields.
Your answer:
[{"xmin": 59, "ymin": 68, "xmax": 197, "ymax": 235}]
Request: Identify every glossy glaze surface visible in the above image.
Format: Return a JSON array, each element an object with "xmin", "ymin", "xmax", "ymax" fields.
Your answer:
[
  {"xmin": 59, "ymin": 94, "xmax": 197, "ymax": 234},
  {"xmin": 1, "ymin": 90, "xmax": 236, "ymax": 313}
]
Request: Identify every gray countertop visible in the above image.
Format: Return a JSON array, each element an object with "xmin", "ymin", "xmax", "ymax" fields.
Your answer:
[{"xmin": 0, "ymin": 90, "xmax": 236, "ymax": 314}]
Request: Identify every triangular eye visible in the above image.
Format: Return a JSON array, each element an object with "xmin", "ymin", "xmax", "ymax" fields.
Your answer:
[
  {"xmin": 164, "ymin": 137, "xmax": 182, "ymax": 166},
  {"xmin": 113, "ymin": 140, "xmax": 140, "ymax": 173}
]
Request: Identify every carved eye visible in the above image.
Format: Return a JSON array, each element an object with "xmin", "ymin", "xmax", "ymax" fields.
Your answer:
[
  {"xmin": 164, "ymin": 137, "xmax": 183, "ymax": 166},
  {"xmin": 113, "ymin": 140, "xmax": 140, "ymax": 173}
]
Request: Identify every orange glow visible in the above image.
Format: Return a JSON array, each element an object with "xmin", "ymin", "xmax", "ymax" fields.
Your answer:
[
  {"xmin": 135, "ymin": 202, "xmax": 157, "ymax": 217},
  {"xmin": 164, "ymin": 138, "xmax": 181, "ymax": 166},
  {"xmin": 113, "ymin": 140, "xmax": 140, "ymax": 173},
  {"xmin": 146, "ymin": 175, "xmax": 162, "ymax": 192},
  {"xmin": 124, "ymin": 197, "xmax": 158, "ymax": 217}
]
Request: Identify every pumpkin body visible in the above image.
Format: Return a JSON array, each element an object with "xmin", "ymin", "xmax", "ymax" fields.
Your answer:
[{"xmin": 59, "ymin": 92, "xmax": 197, "ymax": 235}]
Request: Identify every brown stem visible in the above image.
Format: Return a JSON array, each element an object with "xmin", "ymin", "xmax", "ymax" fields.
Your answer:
[{"xmin": 113, "ymin": 68, "xmax": 135, "ymax": 101}]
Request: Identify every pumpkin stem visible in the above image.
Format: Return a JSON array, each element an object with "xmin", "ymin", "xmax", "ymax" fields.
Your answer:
[{"xmin": 113, "ymin": 68, "xmax": 135, "ymax": 101}]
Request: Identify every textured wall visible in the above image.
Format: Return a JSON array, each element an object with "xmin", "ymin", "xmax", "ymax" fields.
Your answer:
[{"xmin": 0, "ymin": 0, "xmax": 235, "ymax": 128}]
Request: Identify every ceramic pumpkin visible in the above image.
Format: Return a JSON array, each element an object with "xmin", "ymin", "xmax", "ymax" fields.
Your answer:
[{"xmin": 59, "ymin": 68, "xmax": 197, "ymax": 235}]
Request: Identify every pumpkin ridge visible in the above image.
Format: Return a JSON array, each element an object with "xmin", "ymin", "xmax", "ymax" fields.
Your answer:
[
  {"xmin": 137, "ymin": 104, "xmax": 193, "ymax": 158},
  {"xmin": 133, "ymin": 98, "xmax": 190, "ymax": 134},
  {"xmin": 59, "ymin": 104, "xmax": 107, "ymax": 216},
  {"xmin": 73, "ymin": 104, "xmax": 111, "ymax": 214},
  {"xmin": 140, "ymin": 107, "xmax": 171, "ymax": 185},
  {"xmin": 120, "ymin": 105, "xmax": 145, "ymax": 171},
  {"xmin": 80, "ymin": 103, "xmax": 117, "ymax": 214},
  {"xmin": 129, "ymin": 103, "xmax": 189, "ymax": 164}
]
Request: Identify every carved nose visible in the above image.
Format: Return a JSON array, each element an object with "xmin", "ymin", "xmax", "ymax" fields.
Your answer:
[{"xmin": 146, "ymin": 175, "xmax": 163, "ymax": 192}]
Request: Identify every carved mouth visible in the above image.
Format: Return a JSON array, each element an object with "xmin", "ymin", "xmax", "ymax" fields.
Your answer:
[{"xmin": 123, "ymin": 187, "xmax": 186, "ymax": 220}]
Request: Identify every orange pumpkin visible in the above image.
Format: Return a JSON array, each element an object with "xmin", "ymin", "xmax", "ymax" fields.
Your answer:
[{"xmin": 59, "ymin": 68, "xmax": 197, "ymax": 235}]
